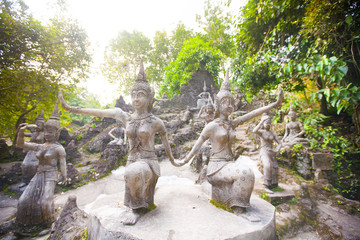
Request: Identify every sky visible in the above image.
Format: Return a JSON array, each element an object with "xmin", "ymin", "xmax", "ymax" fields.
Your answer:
[{"xmin": 24, "ymin": 0, "xmax": 247, "ymax": 105}]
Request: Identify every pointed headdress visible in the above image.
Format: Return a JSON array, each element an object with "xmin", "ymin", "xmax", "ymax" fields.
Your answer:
[
  {"xmin": 45, "ymin": 100, "xmax": 61, "ymax": 130},
  {"xmin": 35, "ymin": 109, "xmax": 44, "ymax": 122},
  {"xmin": 131, "ymin": 59, "xmax": 155, "ymax": 112},
  {"xmin": 216, "ymin": 70, "xmax": 233, "ymax": 101}
]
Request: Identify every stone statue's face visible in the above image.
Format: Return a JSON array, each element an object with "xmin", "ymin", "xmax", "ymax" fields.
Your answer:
[
  {"xmin": 289, "ymin": 114, "xmax": 296, "ymax": 121},
  {"xmin": 35, "ymin": 120, "xmax": 44, "ymax": 130},
  {"xmin": 219, "ymin": 97, "xmax": 234, "ymax": 116},
  {"xmin": 131, "ymin": 89, "xmax": 149, "ymax": 111},
  {"xmin": 264, "ymin": 120, "xmax": 271, "ymax": 130},
  {"xmin": 44, "ymin": 125, "xmax": 59, "ymax": 142}
]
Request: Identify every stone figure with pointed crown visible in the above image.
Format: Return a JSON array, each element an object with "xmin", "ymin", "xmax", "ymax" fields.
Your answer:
[
  {"xmin": 253, "ymin": 113, "xmax": 282, "ymax": 191},
  {"xmin": 16, "ymin": 101, "xmax": 67, "ymax": 232},
  {"xmin": 197, "ymin": 80, "xmax": 212, "ymax": 109},
  {"xmin": 59, "ymin": 60, "xmax": 182, "ymax": 225},
  {"xmin": 21, "ymin": 109, "xmax": 45, "ymax": 184},
  {"xmin": 179, "ymin": 70, "xmax": 283, "ymax": 213},
  {"xmin": 282, "ymin": 105, "xmax": 309, "ymax": 149}
]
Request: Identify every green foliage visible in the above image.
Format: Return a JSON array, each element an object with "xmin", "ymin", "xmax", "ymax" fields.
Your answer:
[
  {"xmin": 233, "ymin": 0, "xmax": 360, "ymax": 133},
  {"xmin": 79, "ymin": 228, "xmax": 88, "ymax": 239},
  {"xmin": 159, "ymin": 37, "xmax": 223, "ymax": 98},
  {"xmin": 61, "ymin": 87, "xmax": 101, "ymax": 126},
  {"xmin": 0, "ymin": 0, "xmax": 91, "ymax": 140},
  {"xmin": 260, "ymin": 193, "xmax": 269, "ymax": 201},
  {"xmin": 101, "ymin": 30, "xmax": 151, "ymax": 95},
  {"xmin": 196, "ymin": 0, "xmax": 235, "ymax": 58},
  {"xmin": 304, "ymin": 111, "xmax": 360, "ymax": 199},
  {"xmin": 75, "ymin": 134, "xmax": 82, "ymax": 140}
]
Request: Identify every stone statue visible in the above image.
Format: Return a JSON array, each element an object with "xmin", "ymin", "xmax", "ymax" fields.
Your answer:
[
  {"xmin": 58, "ymin": 60, "xmax": 181, "ymax": 225},
  {"xmin": 179, "ymin": 71, "xmax": 283, "ymax": 213},
  {"xmin": 108, "ymin": 120, "xmax": 127, "ymax": 145},
  {"xmin": 253, "ymin": 113, "xmax": 282, "ymax": 191},
  {"xmin": 282, "ymin": 105, "xmax": 309, "ymax": 149},
  {"xmin": 15, "ymin": 101, "xmax": 67, "ymax": 231},
  {"xmin": 197, "ymin": 81, "xmax": 212, "ymax": 109},
  {"xmin": 21, "ymin": 109, "xmax": 45, "ymax": 184},
  {"xmin": 197, "ymin": 101, "xmax": 215, "ymax": 124}
]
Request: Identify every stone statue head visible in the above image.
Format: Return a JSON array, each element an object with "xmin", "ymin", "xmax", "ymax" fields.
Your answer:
[
  {"xmin": 207, "ymin": 101, "xmax": 214, "ymax": 113},
  {"xmin": 215, "ymin": 70, "xmax": 234, "ymax": 118},
  {"xmin": 130, "ymin": 60, "xmax": 155, "ymax": 113},
  {"xmin": 44, "ymin": 100, "xmax": 61, "ymax": 142},
  {"xmin": 261, "ymin": 113, "xmax": 272, "ymax": 130},
  {"xmin": 35, "ymin": 109, "xmax": 45, "ymax": 130},
  {"xmin": 288, "ymin": 105, "xmax": 297, "ymax": 121}
]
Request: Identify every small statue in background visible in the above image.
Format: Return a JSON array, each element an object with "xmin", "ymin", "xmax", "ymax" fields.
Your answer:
[
  {"xmin": 21, "ymin": 110, "xmax": 45, "ymax": 184},
  {"xmin": 282, "ymin": 105, "xmax": 309, "ymax": 149},
  {"xmin": 108, "ymin": 120, "xmax": 127, "ymax": 145},
  {"xmin": 197, "ymin": 81, "xmax": 212, "ymax": 109},
  {"xmin": 16, "ymin": 102, "xmax": 67, "ymax": 231},
  {"xmin": 197, "ymin": 101, "xmax": 215, "ymax": 124},
  {"xmin": 253, "ymin": 113, "xmax": 282, "ymax": 191},
  {"xmin": 180, "ymin": 70, "xmax": 284, "ymax": 213}
]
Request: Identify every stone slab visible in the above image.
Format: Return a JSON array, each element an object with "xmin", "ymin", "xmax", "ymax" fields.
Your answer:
[
  {"xmin": 54, "ymin": 159, "xmax": 276, "ymax": 240},
  {"xmin": 87, "ymin": 181, "xmax": 276, "ymax": 240},
  {"xmin": 311, "ymin": 153, "xmax": 333, "ymax": 170},
  {"xmin": 267, "ymin": 190, "xmax": 295, "ymax": 206}
]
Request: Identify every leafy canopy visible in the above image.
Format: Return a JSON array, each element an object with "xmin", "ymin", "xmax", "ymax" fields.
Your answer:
[
  {"xmin": 159, "ymin": 37, "xmax": 223, "ymax": 98},
  {"xmin": 0, "ymin": 0, "xmax": 91, "ymax": 140}
]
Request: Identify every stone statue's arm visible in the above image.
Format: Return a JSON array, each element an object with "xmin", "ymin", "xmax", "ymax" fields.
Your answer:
[
  {"xmin": 158, "ymin": 121, "xmax": 181, "ymax": 167},
  {"xmin": 16, "ymin": 123, "xmax": 40, "ymax": 151},
  {"xmin": 59, "ymin": 90, "xmax": 129, "ymax": 123},
  {"xmin": 274, "ymin": 133, "xmax": 282, "ymax": 153},
  {"xmin": 58, "ymin": 146, "xmax": 67, "ymax": 182},
  {"xmin": 197, "ymin": 105, "xmax": 206, "ymax": 118},
  {"xmin": 253, "ymin": 118, "xmax": 267, "ymax": 135},
  {"xmin": 182, "ymin": 126, "xmax": 210, "ymax": 165},
  {"xmin": 282, "ymin": 125, "xmax": 289, "ymax": 142},
  {"xmin": 24, "ymin": 132, "xmax": 32, "ymax": 138},
  {"xmin": 108, "ymin": 127, "xmax": 117, "ymax": 140},
  {"xmin": 295, "ymin": 122, "xmax": 306, "ymax": 138},
  {"xmin": 233, "ymin": 87, "xmax": 283, "ymax": 127}
]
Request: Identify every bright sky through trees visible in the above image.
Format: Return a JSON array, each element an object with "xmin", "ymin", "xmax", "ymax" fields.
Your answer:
[{"xmin": 24, "ymin": 0, "xmax": 247, "ymax": 105}]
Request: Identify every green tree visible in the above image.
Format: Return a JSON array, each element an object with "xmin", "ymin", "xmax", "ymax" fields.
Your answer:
[
  {"xmin": 147, "ymin": 31, "xmax": 172, "ymax": 89},
  {"xmin": 61, "ymin": 87, "xmax": 102, "ymax": 126},
  {"xmin": 169, "ymin": 22, "xmax": 194, "ymax": 60},
  {"xmin": 0, "ymin": 0, "xmax": 91, "ymax": 141},
  {"xmin": 159, "ymin": 37, "xmax": 224, "ymax": 98},
  {"xmin": 101, "ymin": 30, "xmax": 151, "ymax": 95},
  {"xmin": 196, "ymin": 0, "xmax": 235, "ymax": 58}
]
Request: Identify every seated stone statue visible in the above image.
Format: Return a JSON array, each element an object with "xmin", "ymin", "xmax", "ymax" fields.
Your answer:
[
  {"xmin": 197, "ymin": 81, "xmax": 212, "ymax": 109},
  {"xmin": 16, "ymin": 102, "xmax": 67, "ymax": 232},
  {"xmin": 197, "ymin": 101, "xmax": 215, "ymax": 124},
  {"xmin": 58, "ymin": 60, "xmax": 182, "ymax": 225},
  {"xmin": 253, "ymin": 113, "xmax": 282, "ymax": 191},
  {"xmin": 179, "ymin": 71, "xmax": 283, "ymax": 213},
  {"xmin": 282, "ymin": 105, "xmax": 309, "ymax": 149},
  {"xmin": 21, "ymin": 109, "xmax": 45, "ymax": 184},
  {"xmin": 108, "ymin": 120, "xmax": 127, "ymax": 145}
]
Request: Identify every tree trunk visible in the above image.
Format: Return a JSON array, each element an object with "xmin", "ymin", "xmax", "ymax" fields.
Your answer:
[
  {"xmin": 316, "ymin": 77, "xmax": 328, "ymax": 115},
  {"xmin": 353, "ymin": 102, "xmax": 360, "ymax": 135}
]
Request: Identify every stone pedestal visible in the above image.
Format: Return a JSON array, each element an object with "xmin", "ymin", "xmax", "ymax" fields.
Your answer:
[{"xmin": 85, "ymin": 177, "xmax": 276, "ymax": 240}]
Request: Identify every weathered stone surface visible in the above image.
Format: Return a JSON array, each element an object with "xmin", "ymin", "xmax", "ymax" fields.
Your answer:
[
  {"xmin": 95, "ymin": 143, "xmax": 128, "ymax": 176},
  {"xmin": 267, "ymin": 190, "xmax": 295, "ymax": 206},
  {"xmin": 54, "ymin": 161, "xmax": 276, "ymax": 240},
  {"xmin": 311, "ymin": 153, "xmax": 333, "ymax": 170},
  {"xmin": 158, "ymin": 68, "xmax": 219, "ymax": 110},
  {"xmin": 50, "ymin": 196, "xmax": 88, "ymax": 240},
  {"xmin": 0, "ymin": 140, "xmax": 11, "ymax": 163}
]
